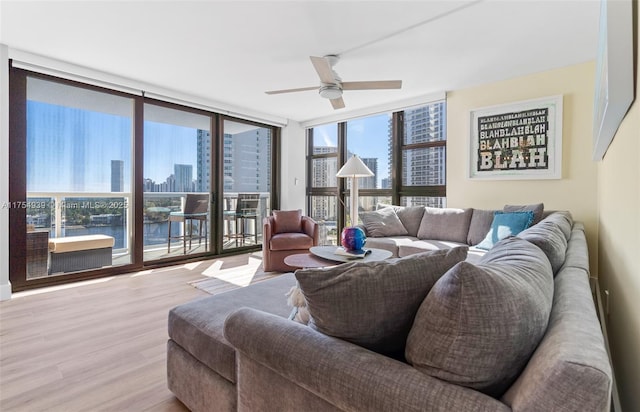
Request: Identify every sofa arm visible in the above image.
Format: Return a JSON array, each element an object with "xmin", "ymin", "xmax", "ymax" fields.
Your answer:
[
  {"xmin": 225, "ymin": 308, "xmax": 508, "ymax": 412},
  {"xmin": 301, "ymin": 215, "xmax": 319, "ymax": 245}
]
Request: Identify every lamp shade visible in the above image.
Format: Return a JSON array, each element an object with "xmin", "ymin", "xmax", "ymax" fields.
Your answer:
[{"xmin": 336, "ymin": 154, "xmax": 374, "ymax": 178}]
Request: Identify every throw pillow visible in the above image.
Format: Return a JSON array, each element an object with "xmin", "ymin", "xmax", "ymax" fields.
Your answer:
[
  {"xmin": 360, "ymin": 207, "xmax": 409, "ymax": 237},
  {"xmin": 416, "ymin": 207, "xmax": 473, "ymax": 243},
  {"xmin": 503, "ymin": 203, "xmax": 544, "ymax": 225},
  {"xmin": 375, "ymin": 204, "xmax": 425, "ymax": 237},
  {"xmin": 406, "ymin": 237, "xmax": 554, "ymax": 397},
  {"xmin": 273, "ymin": 209, "xmax": 302, "ymax": 234},
  {"xmin": 475, "ymin": 211, "xmax": 534, "ymax": 250},
  {"xmin": 294, "ymin": 247, "xmax": 468, "ymax": 355}
]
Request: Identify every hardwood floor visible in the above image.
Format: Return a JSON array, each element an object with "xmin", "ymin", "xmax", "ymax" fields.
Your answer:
[{"xmin": 0, "ymin": 254, "xmax": 261, "ymax": 411}]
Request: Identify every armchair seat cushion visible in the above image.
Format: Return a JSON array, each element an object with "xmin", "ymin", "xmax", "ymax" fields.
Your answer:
[{"xmin": 270, "ymin": 232, "xmax": 315, "ymax": 251}]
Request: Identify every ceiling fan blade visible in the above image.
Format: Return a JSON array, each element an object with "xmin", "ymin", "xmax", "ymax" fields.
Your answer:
[
  {"xmin": 330, "ymin": 97, "xmax": 345, "ymax": 110},
  {"xmin": 310, "ymin": 56, "xmax": 336, "ymax": 84},
  {"xmin": 342, "ymin": 80, "xmax": 402, "ymax": 90},
  {"xmin": 265, "ymin": 86, "xmax": 318, "ymax": 95}
]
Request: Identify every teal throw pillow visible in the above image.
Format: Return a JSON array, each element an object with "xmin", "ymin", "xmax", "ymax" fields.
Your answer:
[{"xmin": 476, "ymin": 211, "xmax": 535, "ymax": 250}]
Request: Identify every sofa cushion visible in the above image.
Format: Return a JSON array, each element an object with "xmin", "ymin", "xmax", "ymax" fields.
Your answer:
[
  {"xmin": 503, "ymin": 203, "xmax": 545, "ymax": 225},
  {"xmin": 376, "ymin": 204, "xmax": 426, "ymax": 237},
  {"xmin": 517, "ymin": 219, "xmax": 568, "ymax": 275},
  {"xmin": 406, "ymin": 237, "xmax": 553, "ymax": 397},
  {"xmin": 475, "ymin": 211, "xmax": 534, "ymax": 250},
  {"xmin": 398, "ymin": 240, "xmax": 468, "ymax": 257},
  {"xmin": 273, "ymin": 209, "xmax": 302, "ymax": 234},
  {"xmin": 362, "ymin": 236, "xmax": 417, "ymax": 258},
  {"xmin": 417, "ymin": 207, "xmax": 473, "ymax": 243},
  {"xmin": 360, "ymin": 207, "xmax": 408, "ymax": 237},
  {"xmin": 295, "ymin": 247, "xmax": 468, "ymax": 355},
  {"xmin": 168, "ymin": 273, "xmax": 296, "ymax": 384},
  {"xmin": 467, "ymin": 209, "xmax": 498, "ymax": 245},
  {"xmin": 270, "ymin": 232, "xmax": 314, "ymax": 251}
]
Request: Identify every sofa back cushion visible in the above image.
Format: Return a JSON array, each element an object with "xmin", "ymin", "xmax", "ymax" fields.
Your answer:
[
  {"xmin": 417, "ymin": 207, "xmax": 473, "ymax": 243},
  {"xmin": 295, "ymin": 247, "xmax": 468, "ymax": 355},
  {"xmin": 467, "ymin": 209, "xmax": 498, "ymax": 245},
  {"xmin": 273, "ymin": 209, "xmax": 302, "ymax": 234},
  {"xmin": 360, "ymin": 207, "xmax": 408, "ymax": 237},
  {"xmin": 406, "ymin": 237, "xmax": 553, "ymax": 397},
  {"xmin": 503, "ymin": 203, "xmax": 545, "ymax": 225},
  {"xmin": 376, "ymin": 204, "xmax": 425, "ymax": 237},
  {"xmin": 517, "ymin": 217, "xmax": 569, "ymax": 275}
]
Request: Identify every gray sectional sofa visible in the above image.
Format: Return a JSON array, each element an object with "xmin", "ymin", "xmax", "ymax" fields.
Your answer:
[{"xmin": 167, "ymin": 206, "xmax": 612, "ymax": 412}]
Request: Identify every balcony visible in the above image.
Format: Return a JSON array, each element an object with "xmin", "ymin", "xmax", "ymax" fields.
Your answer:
[{"xmin": 25, "ymin": 191, "xmax": 269, "ymax": 279}]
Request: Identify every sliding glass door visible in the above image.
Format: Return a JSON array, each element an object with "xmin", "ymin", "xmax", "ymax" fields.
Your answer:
[
  {"xmin": 25, "ymin": 76, "xmax": 134, "ymax": 279},
  {"xmin": 221, "ymin": 119, "xmax": 272, "ymax": 250},
  {"xmin": 10, "ymin": 67, "xmax": 280, "ymax": 291},
  {"xmin": 143, "ymin": 104, "xmax": 212, "ymax": 261}
]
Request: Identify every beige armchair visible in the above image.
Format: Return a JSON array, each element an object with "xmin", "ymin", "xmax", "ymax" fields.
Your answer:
[{"xmin": 262, "ymin": 210, "xmax": 319, "ymax": 272}]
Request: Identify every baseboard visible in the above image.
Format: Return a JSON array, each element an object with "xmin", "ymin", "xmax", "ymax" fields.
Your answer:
[
  {"xmin": 594, "ymin": 277, "xmax": 622, "ymax": 412},
  {"xmin": 0, "ymin": 280, "xmax": 12, "ymax": 301}
]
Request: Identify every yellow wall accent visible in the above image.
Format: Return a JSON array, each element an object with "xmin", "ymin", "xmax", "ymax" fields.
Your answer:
[
  {"xmin": 446, "ymin": 62, "xmax": 599, "ymax": 272},
  {"xmin": 596, "ymin": 2, "xmax": 640, "ymax": 409}
]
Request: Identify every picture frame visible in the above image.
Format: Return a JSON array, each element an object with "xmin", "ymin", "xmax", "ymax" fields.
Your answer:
[
  {"xmin": 592, "ymin": 0, "xmax": 634, "ymax": 161},
  {"xmin": 468, "ymin": 95, "xmax": 563, "ymax": 180}
]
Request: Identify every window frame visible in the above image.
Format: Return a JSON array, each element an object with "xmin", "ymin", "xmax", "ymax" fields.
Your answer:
[
  {"xmin": 307, "ymin": 102, "xmax": 447, "ymax": 243},
  {"xmin": 8, "ymin": 66, "xmax": 281, "ymax": 291}
]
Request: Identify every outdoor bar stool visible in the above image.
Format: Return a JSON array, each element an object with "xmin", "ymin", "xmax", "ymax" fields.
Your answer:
[{"xmin": 167, "ymin": 193, "xmax": 209, "ymax": 254}]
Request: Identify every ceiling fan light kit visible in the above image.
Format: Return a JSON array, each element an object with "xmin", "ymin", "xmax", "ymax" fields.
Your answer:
[
  {"xmin": 319, "ymin": 84, "xmax": 343, "ymax": 99},
  {"xmin": 265, "ymin": 55, "xmax": 402, "ymax": 110}
]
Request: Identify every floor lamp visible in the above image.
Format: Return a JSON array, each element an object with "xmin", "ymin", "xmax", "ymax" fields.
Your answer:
[{"xmin": 336, "ymin": 154, "xmax": 374, "ymax": 226}]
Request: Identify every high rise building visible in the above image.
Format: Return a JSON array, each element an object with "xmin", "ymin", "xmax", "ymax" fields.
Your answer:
[
  {"xmin": 360, "ymin": 157, "xmax": 378, "ymax": 189},
  {"xmin": 389, "ymin": 102, "xmax": 446, "ymax": 207},
  {"xmin": 174, "ymin": 164, "xmax": 193, "ymax": 192},
  {"xmin": 111, "ymin": 160, "xmax": 124, "ymax": 192},
  {"xmin": 224, "ymin": 128, "xmax": 271, "ymax": 193},
  {"xmin": 197, "ymin": 130, "xmax": 211, "ymax": 193}
]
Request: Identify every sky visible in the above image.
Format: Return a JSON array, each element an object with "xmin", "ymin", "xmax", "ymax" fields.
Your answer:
[
  {"xmin": 26, "ymin": 101, "xmax": 199, "ymax": 192},
  {"xmin": 314, "ymin": 113, "xmax": 392, "ymax": 185},
  {"xmin": 27, "ymin": 100, "xmax": 391, "ymax": 192}
]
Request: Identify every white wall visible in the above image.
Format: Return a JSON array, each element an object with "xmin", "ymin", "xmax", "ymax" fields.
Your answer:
[
  {"xmin": 0, "ymin": 44, "xmax": 11, "ymax": 300},
  {"xmin": 279, "ymin": 121, "xmax": 306, "ymax": 211},
  {"xmin": 596, "ymin": 3, "xmax": 640, "ymax": 409}
]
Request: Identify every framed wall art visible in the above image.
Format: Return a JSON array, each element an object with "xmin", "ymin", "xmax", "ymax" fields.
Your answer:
[
  {"xmin": 592, "ymin": 0, "xmax": 634, "ymax": 161},
  {"xmin": 468, "ymin": 95, "xmax": 563, "ymax": 180}
]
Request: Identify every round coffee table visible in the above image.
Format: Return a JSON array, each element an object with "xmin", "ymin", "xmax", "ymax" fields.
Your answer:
[{"xmin": 284, "ymin": 246, "xmax": 392, "ymax": 269}]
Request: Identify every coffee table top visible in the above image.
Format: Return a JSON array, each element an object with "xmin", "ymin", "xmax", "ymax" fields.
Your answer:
[{"xmin": 284, "ymin": 246, "xmax": 392, "ymax": 269}]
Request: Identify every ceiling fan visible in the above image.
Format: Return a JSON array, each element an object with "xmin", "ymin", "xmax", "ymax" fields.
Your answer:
[{"xmin": 265, "ymin": 55, "xmax": 402, "ymax": 110}]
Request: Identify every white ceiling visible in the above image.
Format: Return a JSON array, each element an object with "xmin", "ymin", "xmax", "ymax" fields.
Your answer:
[{"xmin": 0, "ymin": 0, "xmax": 601, "ymax": 124}]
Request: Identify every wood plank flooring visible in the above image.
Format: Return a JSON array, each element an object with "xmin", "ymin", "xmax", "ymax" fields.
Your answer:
[{"xmin": 0, "ymin": 253, "xmax": 264, "ymax": 412}]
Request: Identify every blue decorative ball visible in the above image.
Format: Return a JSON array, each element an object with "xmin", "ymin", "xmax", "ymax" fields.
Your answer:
[{"xmin": 341, "ymin": 226, "xmax": 367, "ymax": 252}]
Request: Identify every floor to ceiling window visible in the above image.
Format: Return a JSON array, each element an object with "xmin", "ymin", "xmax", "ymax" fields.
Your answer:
[
  {"xmin": 345, "ymin": 113, "xmax": 393, "ymax": 224},
  {"xmin": 221, "ymin": 119, "xmax": 272, "ymax": 250},
  {"xmin": 9, "ymin": 67, "xmax": 279, "ymax": 291},
  {"xmin": 143, "ymin": 103, "xmax": 212, "ymax": 261},
  {"xmin": 307, "ymin": 123, "xmax": 339, "ymax": 245},
  {"xmin": 25, "ymin": 76, "xmax": 134, "ymax": 280},
  {"xmin": 307, "ymin": 100, "xmax": 447, "ymax": 244}
]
